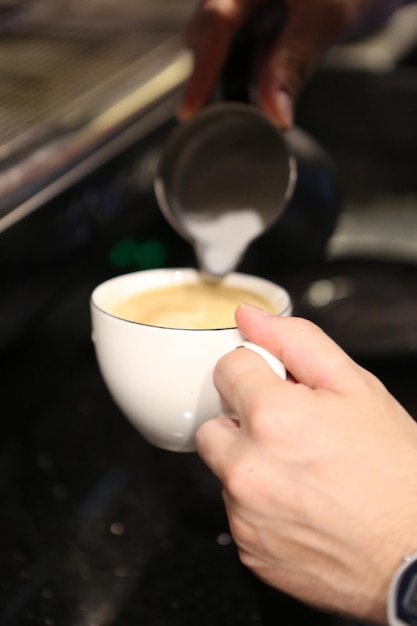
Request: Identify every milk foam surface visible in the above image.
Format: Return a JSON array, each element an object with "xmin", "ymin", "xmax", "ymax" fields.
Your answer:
[{"xmin": 112, "ymin": 281, "xmax": 275, "ymax": 329}]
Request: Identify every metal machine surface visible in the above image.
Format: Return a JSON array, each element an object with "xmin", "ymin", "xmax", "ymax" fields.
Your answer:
[
  {"xmin": 0, "ymin": 0, "xmax": 194, "ymax": 230},
  {"xmin": 0, "ymin": 0, "xmax": 195, "ymax": 351}
]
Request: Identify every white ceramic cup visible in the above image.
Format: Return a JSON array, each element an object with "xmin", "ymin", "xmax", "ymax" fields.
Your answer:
[{"xmin": 90, "ymin": 268, "xmax": 292, "ymax": 452}]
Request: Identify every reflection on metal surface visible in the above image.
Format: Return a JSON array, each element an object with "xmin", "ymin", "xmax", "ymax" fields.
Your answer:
[
  {"xmin": 304, "ymin": 277, "xmax": 354, "ymax": 308},
  {"xmin": 292, "ymin": 259, "xmax": 417, "ymax": 358},
  {"xmin": 0, "ymin": 0, "xmax": 195, "ymax": 232},
  {"xmin": 324, "ymin": 4, "xmax": 417, "ymax": 71},
  {"xmin": 0, "ymin": 46, "xmax": 193, "ymax": 234},
  {"xmin": 0, "ymin": 0, "xmax": 195, "ymax": 154},
  {"xmin": 90, "ymin": 48, "xmax": 193, "ymax": 132},
  {"xmin": 328, "ymin": 193, "xmax": 417, "ymax": 263}
]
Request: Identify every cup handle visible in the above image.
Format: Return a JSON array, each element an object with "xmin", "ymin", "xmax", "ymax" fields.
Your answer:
[{"xmin": 236, "ymin": 342, "xmax": 286, "ymax": 380}]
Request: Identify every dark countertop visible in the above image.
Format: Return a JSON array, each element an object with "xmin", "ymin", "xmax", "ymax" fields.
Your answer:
[
  {"xmin": 0, "ymin": 273, "xmax": 344, "ymax": 626},
  {"xmin": 2, "ymin": 249, "xmax": 417, "ymax": 625}
]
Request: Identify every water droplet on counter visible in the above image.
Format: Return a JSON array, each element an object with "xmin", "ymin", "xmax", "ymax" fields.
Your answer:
[
  {"xmin": 304, "ymin": 277, "xmax": 353, "ymax": 308},
  {"xmin": 216, "ymin": 532, "xmax": 232, "ymax": 546},
  {"xmin": 110, "ymin": 522, "xmax": 125, "ymax": 536}
]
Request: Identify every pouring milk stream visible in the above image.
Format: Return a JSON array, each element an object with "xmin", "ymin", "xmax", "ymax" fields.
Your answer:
[
  {"xmin": 155, "ymin": 103, "xmax": 296, "ymax": 278},
  {"xmin": 188, "ymin": 209, "xmax": 265, "ymax": 278}
]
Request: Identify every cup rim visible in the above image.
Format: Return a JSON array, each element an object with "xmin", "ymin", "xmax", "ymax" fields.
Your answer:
[{"xmin": 90, "ymin": 267, "xmax": 292, "ymax": 331}]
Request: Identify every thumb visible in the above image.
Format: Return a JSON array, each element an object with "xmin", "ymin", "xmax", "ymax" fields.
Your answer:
[{"xmin": 235, "ymin": 304, "xmax": 362, "ymax": 392}]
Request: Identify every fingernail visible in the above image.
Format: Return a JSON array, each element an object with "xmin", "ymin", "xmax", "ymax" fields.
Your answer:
[
  {"xmin": 275, "ymin": 91, "xmax": 293, "ymax": 129},
  {"xmin": 239, "ymin": 302, "xmax": 271, "ymax": 316}
]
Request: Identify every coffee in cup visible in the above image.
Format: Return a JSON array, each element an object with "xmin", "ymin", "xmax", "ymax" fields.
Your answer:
[
  {"xmin": 111, "ymin": 281, "xmax": 276, "ymax": 330},
  {"xmin": 91, "ymin": 268, "xmax": 292, "ymax": 452}
]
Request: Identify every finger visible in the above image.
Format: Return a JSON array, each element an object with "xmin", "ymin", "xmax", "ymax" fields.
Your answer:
[
  {"xmin": 178, "ymin": 17, "xmax": 231, "ymax": 119},
  {"xmin": 178, "ymin": 0, "xmax": 260, "ymax": 119},
  {"xmin": 256, "ymin": 2, "xmax": 356, "ymax": 127},
  {"xmin": 195, "ymin": 415, "xmax": 240, "ymax": 480},
  {"xmin": 213, "ymin": 343, "xmax": 295, "ymax": 431},
  {"xmin": 235, "ymin": 304, "xmax": 360, "ymax": 392}
]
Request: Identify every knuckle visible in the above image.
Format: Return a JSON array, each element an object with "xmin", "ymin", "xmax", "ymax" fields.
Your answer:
[
  {"xmin": 277, "ymin": 48, "xmax": 312, "ymax": 95},
  {"xmin": 243, "ymin": 392, "xmax": 278, "ymax": 439},
  {"xmin": 358, "ymin": 365, "xmax": 389, "ymax": 396},
  {"xmin": 228, "ymin": 514, "xmax": 254, "ymax": 547},
  {"xmin": 199, "ymin": 0, "xmax": 249, "ymax": 33},
  {"xmin": 237, "ymin": 546, "xmax": 259, "ymax": 570},
  {"xmin": 244, "ymin": 391, "xmax": 268, "ymax": 419},
  {"xmin": 223, "ymin": 463, "xmax": 248, "ymax": 500},
  {"xmin": 222, "ymin": 454, "xmax": 258, "ymax": 502},
  {"xmin": 290, "ymin": 316, "xmax": 322, "ymax": 339}
]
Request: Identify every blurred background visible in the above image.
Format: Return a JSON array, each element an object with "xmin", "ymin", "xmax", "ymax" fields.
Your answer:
[{"xmin": 1, "ymin": 1, "xmax": 417, "ymax": 624}]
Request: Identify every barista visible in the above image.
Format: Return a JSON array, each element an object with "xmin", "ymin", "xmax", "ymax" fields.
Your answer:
[{"xmin": 179, "ymin": 1, "xmax": 417, "ymax": 624}]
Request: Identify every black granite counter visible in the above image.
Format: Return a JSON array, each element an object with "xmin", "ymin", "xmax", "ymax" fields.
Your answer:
[
  {"xmin": 0, "ymin": 270, "xmax": 332, "ymax": 626},
  {"xmin": 2, "ymin": 251, "xmax": 417, "ymax": 625}
]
